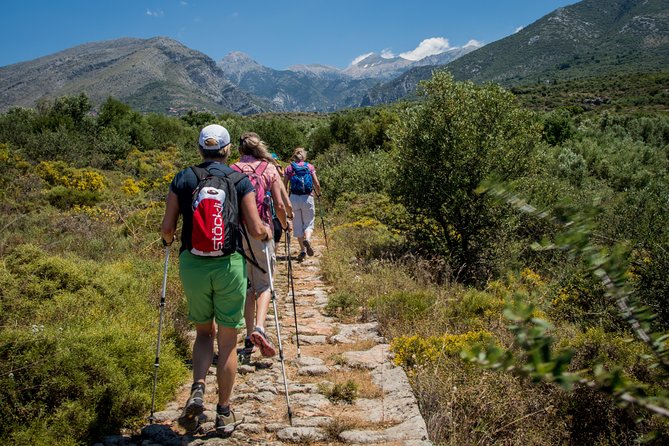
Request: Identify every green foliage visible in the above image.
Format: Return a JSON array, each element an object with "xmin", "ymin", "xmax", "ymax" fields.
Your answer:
[
  {"xmin": 512, "ymin": 71, "xmax": 669, "ymax": 113},
  {"xmin": 324, "ymin": 291, "xmax": 360, "ymax": 320},
  {"xmin": 331, "ymin": 218, "xmax": 404, "ymax": 261},
  {"xmin": 371, "ymin": 290, "xmax": 436, "ymax": 331},
  {"xmin": 46, "ymin": 186, "xmax": 100, "ymax": 209},
  {"xmin": 35, "ymin": 93, "xmax": 93, "ymax": 132},
  {"xmin": 319, "ymin": 380, "xmax": 358, "ymax": 404},
  {"xmin": 179, "ymin": 109, "xmax": 217, "ymax": 129},
  {"xmin": 468, "ymin": 183, "xmax": 669, "ymax": 424},
  {"xmin": 306, "ymin": 124, "xmax": 333, "ymax": 156},
  {"xmin": 245, "ymin": 116, "xmax": 306, "ymax": 159},
  {"xmin": 542, "ymin": 108, "xmax": 576, "ymax": 145},
  {"xmin": 316, "ymin": 149, "xmax": 394, "ymax": 205},
  {"xmin": 0, "ymin": 245, "xmax": 187, "ymax": 443},
  {"xmin": 392, "ymin": 71, "xmax": 542, "ymax": 283},
  {"xmin": 328, "ymin": 107, "xmax": 397, "ymax": 153},
  {"xmin": 392, "ymin": 330, "xmax": 493, "ymax": 369}
]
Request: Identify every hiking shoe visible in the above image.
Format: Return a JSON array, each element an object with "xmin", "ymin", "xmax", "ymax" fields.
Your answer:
[
  {"xmin": 249, "ymin": 326, "xmax": 276, "ymax": 357},
  {"xmin": 297, "ymin": 251, "xmax": 306, "ymax": 262},
  {"xmin": 178, "ymin": 383, "xmax": 205, "ymax": 431},
  {"xmin": 216, "ymin": 406, "xmax": 243, "ymax": 434},
  {"xmin": 237, "ymin": 336, "xmax": 255, "ymax": 364},
  {"xmin": 304, "ymin": 239, "xmax": 314, "ymax": 256}
]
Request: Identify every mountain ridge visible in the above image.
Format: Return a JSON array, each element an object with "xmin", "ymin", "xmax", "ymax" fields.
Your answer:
[
  {"xmin": 1, "ymin": 0, "xmax": 667, "ymax": 114},
  {"xmin": 0, "ymin": 37, "xmax": 272, "ymax": 115},
  {"xmin": 362, "ymin": 0, "xmax": 669, "ymax": 106}
]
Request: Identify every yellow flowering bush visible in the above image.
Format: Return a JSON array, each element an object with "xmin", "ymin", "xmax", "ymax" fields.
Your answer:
[
  {"xmin": 121, "ymin": 178, "xmax": 141, "ymax": 196},
  {"xmin": 118, "ymin": 147, "xmax": 179, "ymax": 191},
  {"xmin": 391, "ymin": 330, "xmax": 494, "ymax": 369},
  {"xmin": 36, "ymin": 161, "xmax": 105, "ymax": 192},
  {"xmin": 520, "ymin": 267, "xmax": 545, "ymax": 287},
  {"xmin": 71, "ymin": 205, "xmax": 116, "ymax": 223}
]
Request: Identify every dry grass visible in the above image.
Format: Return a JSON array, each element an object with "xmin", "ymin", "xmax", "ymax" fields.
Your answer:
[{"xmin": 299, "ymin": 368, "xmax": 383, "ymax": 401}]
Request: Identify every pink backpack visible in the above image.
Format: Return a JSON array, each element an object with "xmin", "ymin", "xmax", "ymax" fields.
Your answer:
[{"xmin": 231, "ymin": 161, "xmax": 272, "ymax": 225}]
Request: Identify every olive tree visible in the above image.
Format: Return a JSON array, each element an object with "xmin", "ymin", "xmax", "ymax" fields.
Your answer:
[{"xmin": 392, "ymin": 71, "xmax": 542, "ymax": 283}]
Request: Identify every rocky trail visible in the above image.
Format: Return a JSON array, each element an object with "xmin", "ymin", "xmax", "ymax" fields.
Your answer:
[{"xmin": 100, "ymin": 234, "xmax": 431, "ymax": 445}]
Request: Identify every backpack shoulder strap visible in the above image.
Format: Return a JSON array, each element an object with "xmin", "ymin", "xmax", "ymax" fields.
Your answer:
[
  {"xmin": 191, "ymin": 166, "xmax": 210, "ymax": 181},
  {"xmin": 254, "ymin": 161, "xmax": 269, "ymax": 176},
  {"xmin": 227, "ymin": 170, "xmax": 247, "ymax": 186},
  {"xmin": 230, "ymin": 163, "xmax": 242, "ymax": 173}
]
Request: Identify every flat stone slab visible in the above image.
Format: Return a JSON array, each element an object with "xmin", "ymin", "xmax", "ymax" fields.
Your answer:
[
  {"xmin": 149, "ymin": 410, "xmax": 179, "ymax": 423},
  {"xmin": 330, "ymin": 322, "xmax": 383, "ymax": 344},
  {"xmin": 294, "ymin": 334, "xmax": 328, "ymax": 345},
  {"xmin": 299, "ymin": 321, "xmax": 335, "ymax": 336},
  {"xmin": 290, "ymin": 393, "xmax": 332, "ymax": 410},
  {"xmin": 292, "ymin": 416, "xmax": 333, "ymax": 427},
  {"xmin": 288, "ymin": 382, "xmax": 321, "ymax": 394},
  {"xmin": 339, "ymin": 429, "xmax": 386, "ymax": 444},
  {"xmin": 276, "ymin": 426, "xmax": 327, "ymax": 442},
  {"xmin": 238, "ymin": 364, "xmax": 256, "ymax": 374},
  {"xmin": 298, "ymin": 365, "xmax": 330, "ymax": 376},
  {"xmin": 293, "ymin": 356, "xmax": 325, "ymax": 367},
  {"xmin": 342, "ymin": 344, "xmax": 389, "ymax": 369}
]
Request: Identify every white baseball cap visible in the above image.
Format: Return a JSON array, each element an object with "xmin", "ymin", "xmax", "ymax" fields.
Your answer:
[{"xmin": 198, "ymin": 124, "xmax": 230, "ymax": 152}]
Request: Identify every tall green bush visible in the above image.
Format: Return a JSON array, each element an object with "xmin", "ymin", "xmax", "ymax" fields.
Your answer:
[{"xmin": 391, "ymin": 71, "xmax": 542, "ymax": 283}]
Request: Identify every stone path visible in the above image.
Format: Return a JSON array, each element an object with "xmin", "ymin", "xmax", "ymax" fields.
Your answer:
[{"xmin": 100, "ymin": 234, "xmax": 431, "ymax": 445}]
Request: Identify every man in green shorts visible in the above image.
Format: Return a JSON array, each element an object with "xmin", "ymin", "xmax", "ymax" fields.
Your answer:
[{"xmin": 160, "ymin": 124, "xmax": 272, "ymax": 434}]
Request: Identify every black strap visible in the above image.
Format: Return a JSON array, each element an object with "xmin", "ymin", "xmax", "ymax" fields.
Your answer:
[
  {"xmin": 239, "ymin": 225, "xmax": 267, "ymax": 274},
  {"xmin": 191, "ymin": 166, "xmax": 210, "ymax": 181}
]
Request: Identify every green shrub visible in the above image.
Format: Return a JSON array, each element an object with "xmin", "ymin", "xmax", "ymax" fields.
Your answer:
[
  {"xmin": 319, "ymin": 380, "xmax": 358, "ymax": 404},
  {"xmin": 324, "ymin": 291, "xmax": 360, "ymax": 320},
  {"xmin": 46, "ymin": 186, "xmax": 100, "ymax": 209},
  {"xmin": 317, "ymin": 150, "xmax": 394, "ymax": 205},
  {"xmin": 391, "ymin": 71, "xmax": 542, "ymax": 284},
  {"xmin": 0, "ymin": 245, "xmax": 187, "ymax": 443},
  {"xmin": 371, "ymin": 290, "xmax": 436, "ymax": 332},
  {"xmin": 331, "ymin": 218, "xmax": 404, "ymax": 261}
]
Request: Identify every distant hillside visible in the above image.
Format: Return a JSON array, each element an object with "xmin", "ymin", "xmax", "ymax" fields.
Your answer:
[
  {"xmin": 219, "ymin": 52, "xmax": 378, "ymax": 112},
  {"xmin": 218, "ymin": 45, "xmax": 478, "ymax": 112},
  {"xmin": 363, "ymin": 0, "xmax": 669, "ymax": 106},
  {"xmin": 0, "ymin": 37, "xmax": 272, "ymax": 115}
]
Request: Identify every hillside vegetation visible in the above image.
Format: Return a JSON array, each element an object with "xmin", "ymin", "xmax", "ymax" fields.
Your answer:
[{"xmin": 1, "ymin": 70, "xmax": 668, "ymax": 444}]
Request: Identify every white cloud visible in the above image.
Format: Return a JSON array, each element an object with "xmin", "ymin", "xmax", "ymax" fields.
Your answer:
[
  {"xmin": 380, "ymin": 48, "xmax": 395, "ymax": 59},
  {"xmin": 180, "ymin": 1, "xmax": 189, "ymax": 5},
  {"xmin": 400, "ymin": 37, "xmax": 451, "ymax": 61},
  {"xmin": 350, "ymin": 36, "xmax": 483, "ymax": 66},
  {"xmin": 351, "ymin": 52, "xmax": 373, "ymax": 65},
  {"xmin": 146, "ymin": 9, "xmax": 164, "ymax": 17},
  {"xmin": 515, "ymin": 26, "xmax": 524, "ymax": 33}
]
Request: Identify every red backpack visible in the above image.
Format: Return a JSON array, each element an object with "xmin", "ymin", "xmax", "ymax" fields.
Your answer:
[
  {"xmin": 189, "ymin": 166, "xmax": 242, "ymax": 256},
  {"xmin": 231, "ymin": 161, "xmax": 272, "ymax": 225}
]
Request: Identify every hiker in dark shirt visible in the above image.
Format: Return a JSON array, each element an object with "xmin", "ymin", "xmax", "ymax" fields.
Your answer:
[{"xmin": 160, "ymin": 124, "xmax": 271, "ymax": 434}]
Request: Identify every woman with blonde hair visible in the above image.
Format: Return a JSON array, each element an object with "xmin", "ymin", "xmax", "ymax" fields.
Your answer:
[
  {"xmin": 283, "ymin": 147, "xmax": 321, "ymax": 261},
  {"xmin": 232, "ymin": 132, "xmax": 291, "ymax": 359}
]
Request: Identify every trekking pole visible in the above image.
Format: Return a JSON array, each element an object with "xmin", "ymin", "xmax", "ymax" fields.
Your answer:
[
  {"xmin": 317, "ymin": 195, "xmax": 329, "ymax": 250},
  {"xmin": 285, "ymin": 229, "xmax": 301, "ymax": 358},
  {"xmin": 264, "ymin": 242, "xmax": 293, "ymax": 425},
  {"xmin": 149, "ymin": 245, "xmax": 170, "ymax": 424}
]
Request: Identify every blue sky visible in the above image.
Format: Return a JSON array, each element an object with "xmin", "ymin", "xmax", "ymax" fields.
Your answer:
[{"xmin": 1, "ymin": 1, "xmax": 577, "ymax": 69}]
